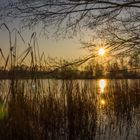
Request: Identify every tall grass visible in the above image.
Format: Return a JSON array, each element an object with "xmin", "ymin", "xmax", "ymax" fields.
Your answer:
[
  {"xmin": 0, "ymin": 24, "xmax": 46, "ymax": 74},
  {"xmin": 0, "ymin": 24, "xmax": 139, "ymax": 140},
  {"xmin": 0, "ymin": 79, "xmax": 139, "ymax": 140}
]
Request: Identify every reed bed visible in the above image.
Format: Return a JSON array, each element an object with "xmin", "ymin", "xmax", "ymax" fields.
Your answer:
[
  {"xmin": 0, "ymin": 79, "xmax": 139, "ymax": 140},
  {"xmin": 0, "ymin": 24, "xmax": 139, "ymax": 140}
]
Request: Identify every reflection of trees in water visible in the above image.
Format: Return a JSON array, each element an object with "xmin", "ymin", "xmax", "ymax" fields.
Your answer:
[
  {"xmin": 96, "ymin": 80, "xmax": 140, "ymax": 139},
  {"xmin": 0, "ymin": 79, "xmax": 139, "ymax": 140}
]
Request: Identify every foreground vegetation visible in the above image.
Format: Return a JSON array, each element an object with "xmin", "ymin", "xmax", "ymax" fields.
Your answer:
[
  {"xmin": 0, "ymin": 24, "xmax": 139, "ymax": 140},
  {"xmin": 0, "ymin": 79, "xmax": 139, "ymax": 140}
]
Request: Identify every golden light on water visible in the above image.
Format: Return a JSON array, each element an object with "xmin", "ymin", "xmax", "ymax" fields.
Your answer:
[
  {"xmin": 98, "ymin": 48, "xmax": 105, "ymax": 56},
  {"xmin": 99, "ymin": 79, "xmax": 106, "ymax": 93},
  {"xmin": 100, "ymin": 99, "xmax": 106, "ymax": 105}
]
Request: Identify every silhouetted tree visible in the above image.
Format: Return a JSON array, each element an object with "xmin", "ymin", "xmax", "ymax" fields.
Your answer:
[{"xmin": 1, "ymin": 0, "xmax": 140, "ymax": 64}]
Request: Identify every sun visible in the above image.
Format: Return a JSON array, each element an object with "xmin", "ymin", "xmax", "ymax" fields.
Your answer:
[{"xmin": 98, "ymin": 48, "xmax": 105, "ymax": 56}]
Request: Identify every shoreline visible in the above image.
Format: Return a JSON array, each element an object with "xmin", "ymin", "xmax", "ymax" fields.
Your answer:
[{"xmin": 0, "ymin": 76, "xmax": 140, "ymax": 80}]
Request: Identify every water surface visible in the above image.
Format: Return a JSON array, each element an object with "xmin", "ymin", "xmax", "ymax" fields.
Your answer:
[{"xmin": 0, "ymin": 79, "xmax": 139, "ymax": 140}]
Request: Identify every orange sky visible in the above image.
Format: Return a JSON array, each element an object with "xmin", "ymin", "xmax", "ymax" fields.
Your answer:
[{"xmin": 0, "ymin": 23, "xmax": 90, "ymax": 61}]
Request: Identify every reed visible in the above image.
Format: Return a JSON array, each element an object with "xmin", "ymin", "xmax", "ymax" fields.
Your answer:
[
  {"xmin": 0, "ymin": 24, "xmax": 139, "ymax": 140},
  {"xmin": 0, "ymin": 79, "xmax": 139, "ymax": 140}
]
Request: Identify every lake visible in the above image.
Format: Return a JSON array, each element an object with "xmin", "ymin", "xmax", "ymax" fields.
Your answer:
[{"xmin": 0, "ymin": 79, "xmax": 139, "ymax": 140}]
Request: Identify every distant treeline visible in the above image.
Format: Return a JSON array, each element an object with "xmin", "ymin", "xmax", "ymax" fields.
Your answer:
[
  {"xmin": 0, "ymin": 63, "xmax": 140, "ymax": 79},
  {"xmin": 0, "ymin": 24, "xmax": 140, "ymax": 79}
]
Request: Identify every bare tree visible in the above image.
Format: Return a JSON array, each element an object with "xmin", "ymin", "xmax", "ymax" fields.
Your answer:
[
  {"xmin": 1, "ymin": 0, "xmax": 140, "ymax": 61},
  {"xmin": 1, "ymin": 1, "xmax": 139, "ymax": 32}
]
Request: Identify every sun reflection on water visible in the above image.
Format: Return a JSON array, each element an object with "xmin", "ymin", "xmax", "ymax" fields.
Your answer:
[
  {"xmin": 98, "ymin": 79, "xmax": 107, "ymax": 106},
  {"xmin": 99, "ymin": 79, "xmax": 106, "ymax": 93},
  {"xmin": 100, "ymin": 99, "xmax": 106, "ymax": 105}
]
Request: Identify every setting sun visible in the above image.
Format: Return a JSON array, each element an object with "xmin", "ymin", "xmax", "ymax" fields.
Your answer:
[{"xmin": 98, "ymin": 48, "xmax": 105, "ymax": 56}]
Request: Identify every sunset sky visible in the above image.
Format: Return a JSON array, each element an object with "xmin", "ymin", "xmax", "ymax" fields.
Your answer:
[
  {"xmin": 0, "ymin": 22, "xmax": 90, "ymax": 60},
  {"xmin": 0, "ymin": 0, "xmax": 95, "ymax": 61}
]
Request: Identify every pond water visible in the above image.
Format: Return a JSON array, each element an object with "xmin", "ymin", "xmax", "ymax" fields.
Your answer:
[{"xmin": 0, "ymin": 79, "xmax": 139, "ymax": 140}]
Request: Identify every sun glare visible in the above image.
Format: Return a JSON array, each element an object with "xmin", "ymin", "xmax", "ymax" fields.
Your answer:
[
  {"xmin": 100, "ymin": 99, "xmax": 106, "ymax": 105},
  {"xmin": 98, "ymin": 48, "xmax": 105, "ymax": 56},
  {"xmin": 99, "ymin": 79, "xmax": 106, "ymax": 93}
]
